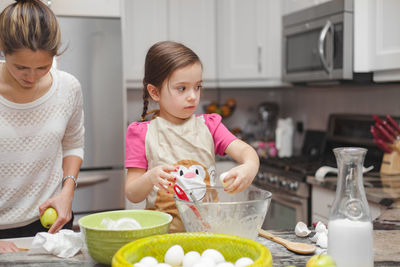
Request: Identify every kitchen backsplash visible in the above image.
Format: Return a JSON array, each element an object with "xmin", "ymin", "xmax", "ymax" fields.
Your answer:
[{"xmin": 126, "ymin": 83, "xmax": 400, "ymax": 153}]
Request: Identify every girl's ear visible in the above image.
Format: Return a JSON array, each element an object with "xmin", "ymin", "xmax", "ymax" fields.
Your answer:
[{"xmin": 147, "ymin": 84, "xmax": 160, "ymax": 102}]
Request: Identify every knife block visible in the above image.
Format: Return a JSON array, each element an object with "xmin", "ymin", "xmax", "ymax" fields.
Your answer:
[{"xmin": 380, "ymin": 142, "xmax": 400, "ymax": 175}]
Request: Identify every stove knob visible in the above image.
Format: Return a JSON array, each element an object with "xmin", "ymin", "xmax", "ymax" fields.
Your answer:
[
  {"xmin": 268, "ymin": 176, "xmax": 278, "ymax": 184},
  {"xmin": 279, "ymin": 180, "xmax": 287, "ymax": 187},
  {"xmin": 289, "ymin": 181, "xmax": 299, "ymax": 190},
  {"xmin": 257, "ymin": 173, "xmax": 265, "ymax": 181}
]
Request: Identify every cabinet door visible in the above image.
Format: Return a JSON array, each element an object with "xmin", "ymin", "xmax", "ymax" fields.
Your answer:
[
  {"xmin": 48, "ymin": 0, "xmax": 120, "ymax": 17},
  {"xmin": 0, "ymin": 0, "xmax": 14, "ymax": 12},
  {"xmin": 169, "ymin": 0, "xmax": 217, "ymax": 85},
  {"xmin": 374, "ymin": 0, "xmax": 400, "ymax": 74},
  {"xmin": 216, "ymin": 0, "xmax": 281, "ymax": 87},
  {"xmin": 122, "ymin": 0, "xmax": 168, "ymax": 88}
]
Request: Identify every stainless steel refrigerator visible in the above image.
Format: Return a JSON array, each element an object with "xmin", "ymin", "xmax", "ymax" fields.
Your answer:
[{"xmin": 56, "ymin": 17, "xmax": 125, "ymax": 222}]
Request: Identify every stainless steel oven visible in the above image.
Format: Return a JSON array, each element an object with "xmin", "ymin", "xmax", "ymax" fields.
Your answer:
[
  {"xmin": 282, "ymin": 0, "xmax": 354, "ymax": 83},
  {"xmin": 254, "ymin": 167, "xmax": 310, "ymax": 230}
]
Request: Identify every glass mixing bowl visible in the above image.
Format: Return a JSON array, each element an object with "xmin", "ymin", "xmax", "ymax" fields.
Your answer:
[{"xmin": 174, "ymin": 185, "xmax": 272, "ymax": 240}]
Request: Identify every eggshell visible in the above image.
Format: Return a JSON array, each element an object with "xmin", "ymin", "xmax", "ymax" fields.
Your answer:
[
  {"xmin": 315, "ymin": 221, "xmax": 328, "ymax": 234},
  {"xmin": 164, "ymin": 245, "xmax": 184, "ymax": 266},
  {"xmin": 182, "ymin": 251, "xmax": 201, "ymax": 267},
  {"xmin": 219, "ymin": 172, "xmax": 232, "ymax": 188},
  {"xmin": 234, "ymin": 257, "xmax": 254, "ymax": 267},
  {"xmin": 295, "ymin": 221, "xmax": 311, "ymax": 237},
  {"xmin": 201, "ymin": 248, "xmax": 225, "ymax": 264},
  {"xmin": 132, "ymin": 263, "xmax": 147, "ymax": 267},
  {"xmin": 156, "ymin": 264, "xmax": 172, "ymax": 267},
  {"xmin": 316, "ymin": 232, "xmax": 328, "ymax": 248},
  {"xmin": 139, "ymin": 256, "xmax": 158, "ymax": 266}
]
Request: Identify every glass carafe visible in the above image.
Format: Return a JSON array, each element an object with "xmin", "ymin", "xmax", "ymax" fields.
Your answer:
[{"xmin": 328, "ymin": 147, "xmax": 374, "ymax": 267}]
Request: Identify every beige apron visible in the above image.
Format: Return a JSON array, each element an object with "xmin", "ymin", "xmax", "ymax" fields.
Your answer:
[{"xmin": 145, "ymin": 115, "xmax": 216, "ymax": 232}]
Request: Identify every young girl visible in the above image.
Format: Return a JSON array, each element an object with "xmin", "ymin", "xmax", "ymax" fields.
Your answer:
[
  {"xmin": 125, "ymin": 41, "xmax": 259, "ymax": 232},
  {"xmin": 0, "ymin": 0, "xmax": 84, "ymax": 251}
]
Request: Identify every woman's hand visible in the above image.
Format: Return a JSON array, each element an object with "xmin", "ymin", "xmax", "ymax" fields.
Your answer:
[
  {"xmin": 0, "ymin": 241, "xmax": 19, "ymax": 253},
  {"xmin": 39, "ymin": 189, "xmax": 73, "ymax": 234},
  {"xmin": 147, "ymin": 165, "xmax": 177, "ymax": 193}
]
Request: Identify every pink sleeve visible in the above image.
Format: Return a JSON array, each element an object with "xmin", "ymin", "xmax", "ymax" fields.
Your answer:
[
  {"xmin": 125, "ymin": 121, "xmax": 149, "ymax": 169},
  {"xmin": 203, "ymin": 113, "xmax": 237, "ymax": 156}
]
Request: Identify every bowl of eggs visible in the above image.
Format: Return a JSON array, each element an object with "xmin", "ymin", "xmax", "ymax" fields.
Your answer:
[
  {"xmin": 174, "ymin": 185, "xmax": 271, "ymax": 240},
  {"xmin": 112, "ymin": 232, "xmax": 272, "ymax": 267},
  {"xmin": 79, "ymin": 209, "xmax": 172, "ymax": 265}
]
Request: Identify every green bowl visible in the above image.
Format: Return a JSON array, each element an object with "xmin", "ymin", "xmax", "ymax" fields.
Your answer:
[
  {"xmin": 112, "ymin": 232, "xmax": 273, "ymax": 267},
  {"xmin": 78, "ymin": 210, "xmax": 172, "ymax": 265}
]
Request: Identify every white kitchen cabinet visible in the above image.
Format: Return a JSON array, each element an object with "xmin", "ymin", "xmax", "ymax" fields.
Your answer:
[
  {"xmin": 1, "ymin": 1, "xmax": 120, "ymax": 19},
  {"xmin": 216, "ymin": 0, "xmax": 282, "ymax": 87},
  {"xmin": 122, "ymin": 0, "xmax": 216, "ymax": 89},
  {"xmin": 372, "ymin": 0, "xmax": 400, "ymax": 81},
  {"xmin": 311, "ymin": 185, "xmax": 383, "ymax": 225},
  {"xmin": 169, "ymin": 0, "xmax": 217, "ymax": 85},
  {"xmin": 354, "ymin": 0, "xmax": 400, "ymax": 82},
  {"xmin": 122, "ymin": 0, "xmax": 168, "ymax": 89},
  {"xmin": 0, "ymin": 0, "xmax": 13, "ymax": 12},
  {"xmin": 47, "ymin": 0, "xmax": 120, "ymax": 17}
]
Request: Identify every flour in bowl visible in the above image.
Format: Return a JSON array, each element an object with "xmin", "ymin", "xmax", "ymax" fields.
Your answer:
[{"xmin": 100, "ymin": 217, "xmax": 141, "ymax": 230}]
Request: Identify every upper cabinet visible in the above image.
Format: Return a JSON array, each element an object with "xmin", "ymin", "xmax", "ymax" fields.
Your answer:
[
  {"xmin": 371, "ymin": 0, "xmax": 400, "ymax": 82},
  {"xmin": 47, "ymin": 0, "xmax": 120, "ymax": 17},
  {"xmin": 354, "ymin": 0, "xmax": 400, "ymax": 82},
  {"xmin": 1, "ymin": 1, "xmax": 120, "ymax": 18},
  {"xmin": 122, "ymin": 0, "xmax": 216, "ymax": 89},
  {"xmin": 122, "ymin": 0, "xmax": 282, "ymax": 89},
  {"xmin": 0, "ymin": 0, "xmax": 13, "ymax": 12},
  {"xmin": 216, "ymin": 0, "xmax": 281, "ymax": 87}
]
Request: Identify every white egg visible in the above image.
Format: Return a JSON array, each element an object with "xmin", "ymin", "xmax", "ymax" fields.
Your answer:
[
  {"xmin": 164, "ymin": 245, "xmax": 185, "ymax": 266},
  {"xmin": 219, "ymin": 172, "xmax": 232, "ymax": 188},
  {"xmin": 182, "ymin": 251, "xmax": 201, "ymax": 267},
  {"xmin": 139, "ymin": 256, "xmax": 158, "ymax": 266},
  {"xmin": 201, "ymin": 249, "xmax": 225, "ymax": 264},
  {"xmin": 132, "ymin": 263, "xmax": 147, "ymax": 267},
  {"xmin": 192, "ymin": 257, "xmax": 216, "ymax": 267},
  {"xmin": 234, "ymin": 257, "xmax": 254, "ymax": 267},
  {"xmin": 156, "ymin": 264, "xmax": 172, "ymax": 267},
  {"xmin": 216, "ymin": 263, "xmax": 234, "ymax": 267}
]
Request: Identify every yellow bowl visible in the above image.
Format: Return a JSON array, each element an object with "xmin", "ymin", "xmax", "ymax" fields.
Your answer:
[
  {"xmin": 112, "ymin": 232, "xmax": 273, "ymax": 267},
  {"xmin": 79, "ymin": 210, "xmax": 172, "ymax": 265}
]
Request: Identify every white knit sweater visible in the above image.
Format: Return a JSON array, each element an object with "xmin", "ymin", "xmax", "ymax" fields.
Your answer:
[{"xmin": 0, "ymin": 68, "xmax": 84, "ymax": 229}]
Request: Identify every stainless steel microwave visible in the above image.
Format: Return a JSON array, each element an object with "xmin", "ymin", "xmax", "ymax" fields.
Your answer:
[{"xmin": 282, "ymin": 0, "xmax": 354, "ymax": 83}]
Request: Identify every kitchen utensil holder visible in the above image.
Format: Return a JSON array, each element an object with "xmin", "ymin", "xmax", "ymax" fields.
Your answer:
[{"xmin": 380, "ymin": 141, "xmax": 400, "ymax": 175}]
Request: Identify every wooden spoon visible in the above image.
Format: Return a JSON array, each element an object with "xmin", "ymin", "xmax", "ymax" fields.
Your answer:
[{"xmin": 259, "ymin": 229, "xmax": 316, "ymax": 254}]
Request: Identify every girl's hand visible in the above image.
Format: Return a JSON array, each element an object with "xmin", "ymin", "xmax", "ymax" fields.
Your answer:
[
  {"xmin": 222, "ymin": 162, "xmax": 258, "ymax": 193},
  {"xmin": 147, "ymin": 165, "xmax": 177, "ymax": 192},
  {"xmin": 39, "ymin": 189, "xmax": 73, "ymax": 234},
  {"xmin": 0, "ymin": 241, "xmax": 19, "ymax": 253}
]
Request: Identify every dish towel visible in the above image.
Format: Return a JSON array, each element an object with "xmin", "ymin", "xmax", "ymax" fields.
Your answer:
[{"xmin": 28, "ymin": 229, "xmax": 84, "ymax": 258}]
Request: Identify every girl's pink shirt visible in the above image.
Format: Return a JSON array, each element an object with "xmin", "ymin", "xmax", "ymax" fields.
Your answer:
[{"xmin": 125, "ymin": 113, "xmax": 237, "ymax": 169}]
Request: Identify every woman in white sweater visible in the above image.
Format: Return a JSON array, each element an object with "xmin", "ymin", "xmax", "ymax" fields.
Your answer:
[{"xmin": 0, "ymin": 0, "xmax": 84, "ymax": 252}]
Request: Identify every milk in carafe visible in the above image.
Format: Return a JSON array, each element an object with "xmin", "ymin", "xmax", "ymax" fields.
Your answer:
[
  {"xmin": 327, "ymin": 147, "xmax": 374, "ymax": 267},
  {"xmin": 328, "ymin": 219, "xmax": 373, "ymax": 267}
]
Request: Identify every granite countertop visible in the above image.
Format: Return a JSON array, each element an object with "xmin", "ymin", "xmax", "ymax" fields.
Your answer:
[{"xmin": 1, "ymin": 229, "xmax": 399, "ymax": 267}]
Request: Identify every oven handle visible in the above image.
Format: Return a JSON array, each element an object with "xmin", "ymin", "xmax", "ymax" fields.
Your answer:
[
  {"xmin": 272, "ymin": 191, "xmax": 306, "ymax": 206},
  {"xmin": 318, "ymin": 20, "xmax": 334, "ymax": 74}
]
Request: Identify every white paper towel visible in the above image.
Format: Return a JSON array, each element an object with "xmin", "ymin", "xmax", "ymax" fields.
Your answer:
[
  {"xmin": 28, "ymin": 229, "xmax": 84, "ymax": 258},
  {"xmin": 275, "ymin": 118, "xmax": 294, "ymax": 158}
]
